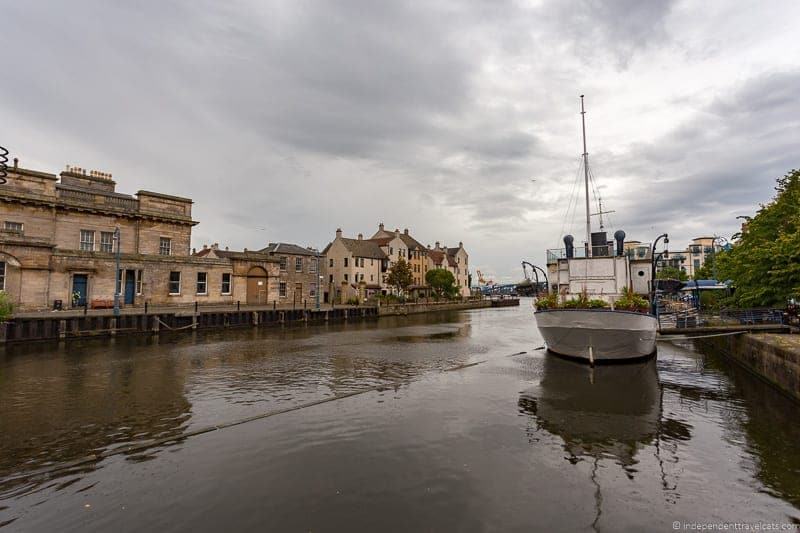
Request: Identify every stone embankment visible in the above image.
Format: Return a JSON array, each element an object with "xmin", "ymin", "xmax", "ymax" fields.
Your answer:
[
  {"xmin": 1, "ymin": 298, "xmax": 519, "ymax": 343},
  {"xmin": 696, "ymin": 333, "xmax": 800, "ymax": 402}
]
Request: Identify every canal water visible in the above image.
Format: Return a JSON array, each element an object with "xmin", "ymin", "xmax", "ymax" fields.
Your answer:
[{"xmin": 0, "ymin": 301, "xmax": 798, "ymax": 531}]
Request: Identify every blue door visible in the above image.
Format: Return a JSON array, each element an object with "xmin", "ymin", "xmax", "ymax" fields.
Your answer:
[
  {"xmin": 124, "ymin": 270, "xmax": 136, "ymax": 305},
  {"xmin": 73, "ymin": 274, "xmax": 88, "ymax": 306}
]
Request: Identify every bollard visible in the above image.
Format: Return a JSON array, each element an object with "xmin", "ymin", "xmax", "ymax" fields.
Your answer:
[{"xmin": 144, "ymin": 301, "xmax": 148, "ymax": 315}]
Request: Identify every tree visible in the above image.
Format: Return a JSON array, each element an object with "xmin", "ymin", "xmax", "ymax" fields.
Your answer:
[
  {"xmin": 386, "ymin": 259, "xmax": 413, "ymax": 294},
  {"xmin": 715, "ymin": 169, "xmax": 800, "ymax": 306},
  {"xmin": 656, "ymin": 266, "xmax": 687, "ymax": 281},
  {"xmin": 425, "ymin": 268, "xmax": 457, "ymax": 298},
  {"xmin": 693, "ymin": 252, "xmax": 717, "ymax": 280}
]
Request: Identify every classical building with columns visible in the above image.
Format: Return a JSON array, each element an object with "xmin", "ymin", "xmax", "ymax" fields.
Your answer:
[{"xmin": 0, "ymin": 163, "xmax": 278, "ymax": 310}]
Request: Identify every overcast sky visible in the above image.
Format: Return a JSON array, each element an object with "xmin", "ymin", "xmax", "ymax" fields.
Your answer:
[{"xmin": 3, "ymin": 0, "xmax": 799, "ymax": 282}]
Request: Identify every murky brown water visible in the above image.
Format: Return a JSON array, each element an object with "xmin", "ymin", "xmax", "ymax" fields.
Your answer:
[{"xmin": 1, "ymin": 301, "xmax": 798, "ymax": 531}]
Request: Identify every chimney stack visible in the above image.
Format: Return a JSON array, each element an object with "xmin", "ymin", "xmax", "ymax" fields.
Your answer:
[
  {"xmin": 404, "ymin": 228, "xmax": 409, "ymax": 235},
  {"xmin": 378, "ymin": 222, "xmax": 384, "ymax": 231},
  {"xmin": 459, "ymin": 241, "xmax": 463, "ymax": 248},
  {"xmin": 13, "ymin": 158, "xmax": 18, "ymax": 169},
  {"xmin": 358, "ymin": 233, "xmax": 363, "ymax": 240},
  {"xmin": 202, "ymin": 244, "xmax": 208, "ymax": 250},
  {"xmin": 435, "ymin": 241, "xmax": 440, "ymax": 249},
  {"xmin": 336, "ymin": 228, "xmax": 342, "ymax": 239}
]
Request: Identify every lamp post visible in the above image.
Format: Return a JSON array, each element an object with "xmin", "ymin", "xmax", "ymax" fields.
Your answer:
[
  {"xmin": 650, "ymin": 233, "xmax": 669, "ymax": 312},
  {"xmin": 113, "ymin": 226, "xmax": 121, "ymax": 317},
  {"xmin": 710, "ymin": 235, "xmax": 728, "ymax": 282}
]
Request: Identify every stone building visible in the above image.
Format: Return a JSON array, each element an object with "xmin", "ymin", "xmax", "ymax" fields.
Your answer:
[
  {"xmin": 428, "ymin": 241, "xmax": 471, "ymax": 297},
  {"xmin": 0, "ymin": 163, "xmax": 278, "ymax": 310},
  {"xmin": 322, "ymin": 229, "xmax": 387, "ymax": 303},
  {"xmin": 259, "ymin": 242, "xmax": 323, "ymax": 306},
  {"xmin": 370, "ymin": 223, "xmax": 429, "ymax": 293}
]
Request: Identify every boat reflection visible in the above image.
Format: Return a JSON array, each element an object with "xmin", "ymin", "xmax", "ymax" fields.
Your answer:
[{"xmin": 519, "ymin": 356, "xmax": 661, "ymax": 466}]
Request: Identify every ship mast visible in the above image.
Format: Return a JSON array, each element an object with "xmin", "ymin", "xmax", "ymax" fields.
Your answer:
[{"xmin": 580, "ymin": 95, "xmax": 592, "ymax": 257}]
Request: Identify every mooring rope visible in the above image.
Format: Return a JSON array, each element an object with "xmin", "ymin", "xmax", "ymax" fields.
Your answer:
[
  {"xmin": 2, "ymin": 350, "xmax": 528, "ymax": 484},
  {"xmin": 156, "ymin": 317, "xmax": 197, "ymax": 331}
]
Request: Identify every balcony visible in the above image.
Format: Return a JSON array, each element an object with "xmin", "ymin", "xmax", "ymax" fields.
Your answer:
[{"xmin": 57, "ymin": 186, "xmax": 139, "ymax": 212}]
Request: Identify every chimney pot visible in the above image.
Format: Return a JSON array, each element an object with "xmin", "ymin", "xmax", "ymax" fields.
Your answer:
[
  {"xmin": 244, "ymin": 247, "xmax": 248, "ymax": 252},
  {"xmin": 459, "ymin": 241, "xmax": 463, "ymax": 247},
  {"xmin": 358, "ymin": 233, "xmax": 363, "ymax": 240},
  {"xmin": 13, "ymin": 158, "xmax": 18, "ymax": 169},
  {"xmin": 404, "ymin": 228, "xmax": 409, "ymax": 234},
  {"xmin": 378, "ymin": 222, "xmax": 384, "ymax": 231},
  {"xmin": 225, "ymin": 246, "xmax": 229, "ymax": 251},
  {"xmin": 192, "ymin": 247, "xmax": 196, "ymax": 254},
  {"xmin": 202, "ymin": 244, "xmax": 207, "ymax": 250},
  {"xmin": 336, "ymin": 228, "xmax": 342, "ymax": 238},
  {"xmin": 435, "ymin": 241, "xmax": 440, "ymax": 249}
]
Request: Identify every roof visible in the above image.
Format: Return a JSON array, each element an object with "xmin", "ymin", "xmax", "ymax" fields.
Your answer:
[
  {"xmin": 325, "ymin": 238, "xmax": 388, "ymax": 260},
  {"xmin": 194, "ymin": 248, "xmax": 279, "ymax": 262},
  {"xmin": 368, "ymin": 237, "xmax": 393, "ymax": 246},
  {"xmin": 429, "ymin": 250, "xmax": 445, "ymax": 265},
  {"xmin": 260, "ymin": 242, "xmax": 319, "ymax": 256},
  {"xmin": 399, "ymin": 233, "xmax": 425, "ymax": 250}
]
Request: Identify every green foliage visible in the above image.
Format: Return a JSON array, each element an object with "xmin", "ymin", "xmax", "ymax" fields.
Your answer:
[
  {"xmin": 0, "ymin": 291, "xmax": 13, "ymax": 322},
  {"xmin": 534, "ymin": 292, "xmax": 558, "ymax": 310},
  {"xmin": 715, "ymin": 169, "xmax": 800, "ymax": 306},
  {"xmin": 657, "ymin": 266, "xmax": 688, "ymax": 281},
  {"xmin": 425, "ymin": 268, "xmax": 457, "ymax": 298},
  {"xmin": 699, "ymin": 290, "xmax": 722, "ymax": 311},
  {"xmin": 346, "ymin": 297, "xmax": 361, "ymax": 306},
  {"xmin": 386, "ymin": 259, "xmax": 414, "ymax": 294},
  {"xmin": 614, "ymin": 286, "xmax": 650, "ymax": 313},
  {"xmin": 693, "ymin": 253, "xmax": 716, "ymax": 280}
]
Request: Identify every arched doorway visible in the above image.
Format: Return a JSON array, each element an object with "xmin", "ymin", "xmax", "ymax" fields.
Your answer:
[{"xmin": 246, "ymin": 266, "xmax": 268, "ymax": 305}]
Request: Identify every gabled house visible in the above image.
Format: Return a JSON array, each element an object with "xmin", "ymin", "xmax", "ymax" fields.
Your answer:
[{"xmin": 323, "ymin": 229, "xmax": 387, "ymax": 303}]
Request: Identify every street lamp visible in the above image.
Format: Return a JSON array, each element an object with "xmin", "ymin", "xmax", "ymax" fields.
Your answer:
[
  {"xmin": 711, "ymin": 235, "xmax": 728, "ymax": 282},
  {"xmin": 650, "ymin": 233, "xmax": 669, "ymax": 311},
  {"xmin": 113, "ymin": 226, "xmax": 121, "ymax": 317}
]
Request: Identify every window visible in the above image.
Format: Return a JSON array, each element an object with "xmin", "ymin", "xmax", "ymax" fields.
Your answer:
[
  {"xmin": 344, "ymin": 257, "xmax": 349, "ymax": 267},
  {"xmin": 80, "ymin": 230, "xmax": 95, "ymax": 251},
  {"xmin": 3, "ymin": 221, "xmax": 23, "ymax": 233},
  {"xmin": 329, "ymin": 275, "xmax": 333, "ymax": 283},
  {"xmin": 693, "ymin": 259, "xmax": 700, "ymax": 269},
  {"xmin": 295, "ymin": 283, "xmax": 302, "ymax": 297},
  {"xmin": 280, "ymin": 257, "xmax": 287, "ymax": 271},
  {"xmin": 0, "ymin": 261, "xmax": 5, "ymax": 290},
  {"xmin": 100, "ymin": 231, "xmax": 114, "ymax": 253},
  {"xmin": 329, "ymin": 258, "xmax": 334, "ymax": 268},
  {"xmin": 159, "ymin": 237, "xmax": 171, "ymax": 256},
  {"xmin": 310, "ymin": 258, "xmax": 317, "ymax": 273},
  {"xmin": 310, "ymin": 283, "xmax": 317, "ymax": 297},
  {"xmin": 279, "ymin": 281, "xmax": 287, "ymax": 297},
  {"xmin": 221, "ymin": 273, "xmax": 231, "ymax": 294},
  {"xmin": 136, "ymin": 270, "xmax": 143, "ymax": 295},
  {"xmin": 295, "ymin": 257, "xmax": 303, "ymax": 272},
  {"xmin": 344, "ymin": 274, "xmax": 349, "ymax": 282},
  {"xmin": 169, "ymin": 271, "xmax": 181, "ymax": 294},
  {"xmin": 389, "ymin": 247, "xmax": 393, "ymax": 255},
  {"xmin": 197, "ymin": 272, "xmax": 208, "ymax": 294}
]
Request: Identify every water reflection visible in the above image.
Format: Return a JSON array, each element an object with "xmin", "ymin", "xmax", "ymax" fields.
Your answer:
[
  {"xmin": 519, "ymin": 357, "xmax": 661, "ymax": 467},
  {"xmin": 0, "ymin": 315, "xmax": 477, "ymax": 499}
]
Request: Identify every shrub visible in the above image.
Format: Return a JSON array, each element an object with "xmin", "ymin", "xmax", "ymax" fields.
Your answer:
[
  {"xmin": 0, "ymin": 291, "xmax": 13, "ymax": 322},
  {"xmin": 346, "ymin": 297, "xmax": 361, "ymax": 306},
  {"xmin": 614, "ymin": 287, "xmax": 650, "ymax": 313},
  {"xmin": 534, "ymin": 292, "xmax": 559, "ymax": 310}
]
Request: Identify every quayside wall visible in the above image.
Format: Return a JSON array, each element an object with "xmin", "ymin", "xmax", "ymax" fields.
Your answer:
[
  {"xmin": 696, "ymin": 333, "xmax": 800, "ymax": 402},
  {"xmin": 1, "ymin": 298, "xmax": 517, "ymax": 344}
]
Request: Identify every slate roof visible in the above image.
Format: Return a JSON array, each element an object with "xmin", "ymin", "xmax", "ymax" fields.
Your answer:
[
  {"xmin": 323, "ymin": 238, "xmax": 388, "ymax": 260},
  {"xmin": 194, "ymin": 248, "xmax": 279, "ymax": 262},
  {"xmin": 429, "ymin": 249, "xmax": 445, "ymax": 266},
  {"xmin": 260, "ymin": 242, "xmax": 319, "ymax": 256},
  {"xmin": 400, "ymin": 233, "xmax": 425, "ymax": 250}
]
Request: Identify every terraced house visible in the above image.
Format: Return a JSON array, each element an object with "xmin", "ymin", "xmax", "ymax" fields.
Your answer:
[
  {"xmin": 323, "ymin": 229, "xmax": 387, "ymax": 303},
  {"xmin": 0, "ymin": 162, "xmax": 278, "ymax": 310},
  {"xmin": 259, "ymin": 242, "xmax": 322, "ymax": 306}
]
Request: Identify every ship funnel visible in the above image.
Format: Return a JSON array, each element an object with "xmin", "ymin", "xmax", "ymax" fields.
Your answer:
[
  {"xmin": 564, "ymin": 235, "xmax": 574, "ymax": 259},
  {"xmin": 614, "ymin": 230, "xmax": 626, "ymax": 256}
]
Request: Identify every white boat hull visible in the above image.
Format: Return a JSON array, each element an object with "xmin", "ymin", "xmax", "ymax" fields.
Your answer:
[{"xmin": 534, "ymin": 309, "xmax": 657, "ymax": 362}]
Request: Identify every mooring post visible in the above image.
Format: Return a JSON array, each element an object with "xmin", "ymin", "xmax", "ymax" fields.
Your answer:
[
  {"xmin": 58, "ymin": 319, "xmax": 67, "ymax": 339},
  {"xmin": 110, "ymin": 317, "xmax": 117, "ymax": 336},
  {"xmin": 84, "ymin": 301, "xmax": 88, "ymax": 316},
  {"xmin": 152, "ymin": 315, "xmax": 160, "ymax": 333},
  {"xmin": 144, "ymin": 301, "xmax": 148, "ymax": 315},
  {"xmin": 237, "ymin": 300, "xmax": 241, "ymax": 311}
]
